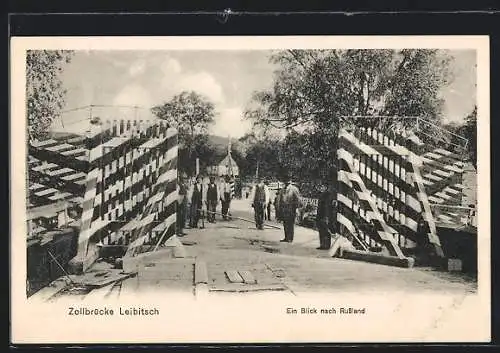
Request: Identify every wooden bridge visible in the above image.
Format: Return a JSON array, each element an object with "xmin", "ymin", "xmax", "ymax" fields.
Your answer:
[
  {"xmin": 26, "ymin": 113, "xmax": 475, "ymax": 298},
  {"xmin": 334, "ymin": 117, "xmax": 474, "ymax": 267},
  {"xmin": 27, "ymin": 117, "xmax": 179, "ymax": 277}
]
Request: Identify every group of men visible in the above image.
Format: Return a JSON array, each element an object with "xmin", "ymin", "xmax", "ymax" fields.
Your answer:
[
  {"xmin": 250, "ymin": 177, "xmax": 337, "ymax": 249},
  {"xmin": 177, "ymin": 173, "xmax": 337, "ymax": 251},
  {"xmin": 176, "ymin": 174, "xmax": 235, "ymax": 235}
]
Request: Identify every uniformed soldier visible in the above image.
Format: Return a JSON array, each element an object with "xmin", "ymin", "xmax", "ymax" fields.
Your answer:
[{"xmin": 279, "ymin": 177, "xmax": 302, "ymax": 243}]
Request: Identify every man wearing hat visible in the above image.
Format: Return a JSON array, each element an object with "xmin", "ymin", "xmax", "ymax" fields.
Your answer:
[
  {"xmin": 176, "ymin": 173, "xmax": 188, "ymax": 236},
  {"xmin": 264, "ymin": 180, "xmax": 273, "ymax": 221},
  {"xmin": 280, "ymin": 177, "xmax": 302, "ymax": 242},
  {"xmin": 250, "ymin": 176, "xmax": 269, "ymax": 230},
  {"xmin": 206, "ymin": 175, "xmax": 220, "ymax": 223},
  {"xmin": 220, "ymin": 175, "xmax": 232, "ymax": 220},
  {"xmin": 188, "ymin": 175, "xmax": 205, "ymax": 228},
  {"xmin": 316, "ymin": 182, "xmax": 335, "ymax": 249}
]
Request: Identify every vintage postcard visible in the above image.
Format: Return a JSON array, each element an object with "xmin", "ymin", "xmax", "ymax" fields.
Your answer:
[{"xmin": 10, "ymin": 35, "xmax": 490, "ymax": 343}]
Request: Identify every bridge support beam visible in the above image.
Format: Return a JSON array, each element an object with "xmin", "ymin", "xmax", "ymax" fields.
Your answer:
[{"xmin": 341, "ymin": 249, "xmax": 415, "ymax": 268}]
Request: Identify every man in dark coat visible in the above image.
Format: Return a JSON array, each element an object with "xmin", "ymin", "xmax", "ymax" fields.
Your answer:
[
  {"xmin": 206, "ymin": 176, "xmax": 219, "ymax": 223},
  {"xmin": 220, "ymin": 175, "xmax": 232, "ymax": 220},
  {"xmin": 188, "ymin": 176, "xmax": 204, "ymax": 228},
  {"xmin": 275, "ymin": 186, "xmax": 284, "ymax": 222},
  {"xmin": 416, "ymin": 214, "xmax": 432, "ymax": 261},
  {"xmin": 280, "ymin": 178, "xmax": 302, "ymax": 242},
  {"xmin": 176, "ymin": 174, "xmax": 188, "ymax": 236},
  {"xmin": 251, "ymin": 177, "xmax": 269, "ymax": 230},
  {"xmin": 316, "ymin": 183, "xmax": 334, "ymax": 249}
]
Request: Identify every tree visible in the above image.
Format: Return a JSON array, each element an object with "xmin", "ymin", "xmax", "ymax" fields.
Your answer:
[
  {"xmin": 26, "ymin": 50, "xmax": 74, "ymax": 141},
  {"xmin": 244, "ymin": 49, "xmax": 454, "ymax": 184},
  {"xmin": 152, "ymin": 91, "xmax": 217, "ymax": 175},
  {"xmin": 458, "ymin": 106, "xmax": 477, "ymax": 169},
  {"xmin": 246, "ymin": 49, "xmax": 452, "ymax": 130},
  {"xmin": 442, "ymin": 106, "xmax": 476, "ymax": 169},
  {"xmin": 242, "ymin": 136, "xmax": 282, "ymax": 180}
]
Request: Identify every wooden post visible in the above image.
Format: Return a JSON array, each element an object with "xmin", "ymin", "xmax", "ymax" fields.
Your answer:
[{"xmin": 196, "ymin": 158, "xmax": 200, "ymax": 176}]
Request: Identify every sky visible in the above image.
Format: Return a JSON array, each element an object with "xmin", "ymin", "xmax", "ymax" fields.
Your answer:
[{"xmin": 53, "ymin": 49, "xmax": 477, "ymax": 137}]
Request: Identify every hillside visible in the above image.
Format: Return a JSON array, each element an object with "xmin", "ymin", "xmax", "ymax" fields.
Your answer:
[
  {"xmin": 46, "ymin": 130, "xmax": 243, "ymax": 152},
  {"xmin": 207, "ymin": 135, "xmax": 246, "ymax": 157}
]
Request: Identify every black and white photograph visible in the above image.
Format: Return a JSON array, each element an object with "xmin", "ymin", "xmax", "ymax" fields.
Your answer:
[{"xmin": 11, "ymin": 36, "xmax": 490, "ymax": 343}]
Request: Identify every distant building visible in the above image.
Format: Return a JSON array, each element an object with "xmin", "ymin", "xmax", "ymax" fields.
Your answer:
[
  {"xmin": 207, "ymin": 153, "xmax": 240, "ymax": 177},
  {"xmin": 206, "ymin": 137, "xmax": 240, "ymax": 177}
]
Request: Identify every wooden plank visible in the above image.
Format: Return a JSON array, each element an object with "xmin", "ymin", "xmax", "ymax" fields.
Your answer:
[
  {"xmin": 363, "ymin": 145, "xmax": 409, "ymax": 155},
  {"xmin": 225, "ymin": 270, "xmax": 244, "ymax": 283},
  {"xmin": 74, "ymin": 179, "xmax": 87, "ymax": 185},
  {"xmin": 29, "ymin": 183, "xmax": 45, "ymax": 190},
  {"xmin": 45, "ymin": 143, "xmax": 75, "ymax": 152},
  {"xmin": 238, "ymin": 270, "xmax": 257, "ymax": 284},
  {"xmin": 71, "ymin": 270, "xmax": 137, "ymax": 289},
  {"xmin": 61, "ymin": 147, "xmax": 87, "ymax": 156},
  {"xmin": 433, "ymin": 169, "xmax": 453, "ymax": 178},
  {"xmin": 66, "ymin": 136, "xmax": 86, "ymax": 145},
  {"xmin": 28, "ymin": 277, "xmax": 72, "ymax": 303},
  {"xmin": 46, "ymin": 167, "xmax": 74, "ymax": 176},
  {"xmin": 102, "ymin": 137, "xmax": 129, "ymax": 148},
  {"xmin": 341, "ymin": 249, "xmax": 414, "ymax": 268},
  {"xmin": 444, "ymin": 164, "xmax": 464, "ymax": 173},
  {"xmin": 424, "ymin": 173, "xmax": 443, "ymax": 182},
  {"xmin": 209, "ymin": 284, "xmax": 287, "ymax": 292},
  {"xmin": 35, "ymin": 188, "xmax": 58, "ymax": 197},
  {"xmin": 195, "ymin": 283, "xmax": 209, "ymax": 298},
  {"xmin": 61, "ymin": 172, "xmax": 86, "ymax": 181},
  {"xmin": 32, "ymin": 163, "xmax": 58, "ymax": 172},
  {"xmin": 194, "ymin": 261, "xmax": 208, "ymax": 285},
  {"xmin": 444, "ymin": 187, "xmax": 460, "ymax": 195},
  {"xmin": 434, "ymin": 192, "xmax": 451, "ymax": 200},
  {"xmin": 423, "ymin": 151, "xmax": 443, "ymax": 160},
  {"xmin": 141, "ymin": 137, "xmax": 167, "ymax": 149},
  {"xmin": 82, "ymin": 283, "xmax": 115, "ymax": 301},
  {"xmin": 48, "ymin": 192, "xmax": 73, "ymax": 201},
  {"xmin": 31, "ymin": 139, "xmax": 58, "ymax": 148},
  {"xmin": 428, "ymin": 195, "xmax": 445, "ymax": 204}
]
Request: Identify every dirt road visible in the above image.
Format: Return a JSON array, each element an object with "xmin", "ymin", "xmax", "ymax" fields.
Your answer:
[
  {"xmin": 118, "ymin": 199, "xmax": 477, "ymax": 297},
  {"xmin": 42, "ymin": 199, "xmax": 476, "ymax": 303}
]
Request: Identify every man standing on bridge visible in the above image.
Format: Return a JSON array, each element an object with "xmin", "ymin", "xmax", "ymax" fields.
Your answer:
[
  {"xmin": 188, "ymin": 176, "xmax": 204, "ymax": 229},
  {"xmin": 316, "ymin": 182, "xmax": 334, "ymax": 249},
  {"xmin": 176, "ymin": 173, "xmax": 188, "ymax": 236},
  {"xmin": 206, "ymin": 176, "xmax": 219, "ymax": 223},
  {"xmin": 280, "ymin": 177, "xmax": 302, "ymax": 243},
  {"xmin": 251, "ymin": 176, "xmax": 269, "ymax": 230},
  {"xmin": 264, "ymin": 180, "xmax": 273, "ymax": 221},
  {"xmin": 220, "ymin": 175, "xmax": 232, "ymax": 220},
  {"xmin": 275, "ymin": 185, "xmax": 284, "ymax": 222}
]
